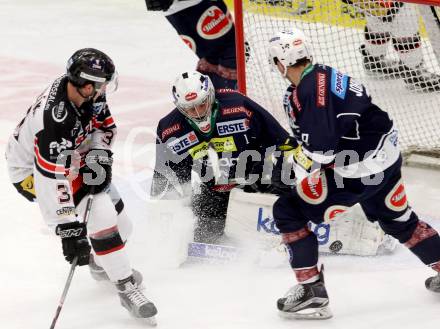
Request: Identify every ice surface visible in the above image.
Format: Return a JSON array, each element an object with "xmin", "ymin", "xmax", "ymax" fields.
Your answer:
[{"xmin": 0, "ymin": 1, "xmax": 439, "ymax": 328}]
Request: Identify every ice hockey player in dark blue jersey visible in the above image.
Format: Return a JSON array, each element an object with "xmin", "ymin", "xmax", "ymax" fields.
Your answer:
[
  {"xmin": 267, "ymin": 29, "xmax": 440, "ymax": 320},
  {"xmin": 151, "ymin": 71, "xmax": 289, "ymax": 243},
  {"xmin": 145, "ymin": 0, "xmax": 237, "ymax": 89}
]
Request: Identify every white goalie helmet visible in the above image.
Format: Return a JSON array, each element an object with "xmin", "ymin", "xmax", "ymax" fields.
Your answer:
[
  {"xmin": 172, "ymin": 71, "xmax": 216, "ymax": 133},
  {"xmin": 268, "ymin": 28, "xmax": 312, "ymax": 76}
]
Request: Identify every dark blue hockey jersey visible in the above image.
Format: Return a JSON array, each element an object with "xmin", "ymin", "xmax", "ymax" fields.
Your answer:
[
  {"xmin": 152, "ymin": 89, "xmax": 289, "ymax": 196},
  {"xmin": 284, "ymin": 64, "xmax": 400, "ymax": 178}
]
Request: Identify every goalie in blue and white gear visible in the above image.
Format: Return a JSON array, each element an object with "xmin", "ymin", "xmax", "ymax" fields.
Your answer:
[
  {"xmin": 267, "ymin": 28, "xmax": 440, "ymax": 319},
  {"xmin": 152, "ymin": 71, "xmax": 289, "ymax": 243}
]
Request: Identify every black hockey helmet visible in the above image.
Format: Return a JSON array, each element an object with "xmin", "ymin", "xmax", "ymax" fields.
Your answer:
[{"xmin": 66, "ymin": 48, "xmax": 116, "ymax": 90}]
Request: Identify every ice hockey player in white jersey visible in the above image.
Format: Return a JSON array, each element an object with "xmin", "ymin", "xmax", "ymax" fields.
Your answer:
[
  {"xmin": 5, "ymin": 48, "xmax": 157, "ymax": 320},
  {"xmin": 267, "ymin": 29, "xmax": 440, "ymax": 320},
  {"xmin": 356, "ymin": 1, "xmax": 440, "ymax": 92}
]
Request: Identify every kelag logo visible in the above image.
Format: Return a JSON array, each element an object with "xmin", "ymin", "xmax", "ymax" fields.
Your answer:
[
  {"xmin": 309, "ymin": 222, "xmax": 330, "ymax": 245},
  {"xmin": 256, "ymin": 208, "xmax": 280, "ymax": 235},
  {"xmin": 256, "ymin": 207, "xmax": 331, "ymax": 245}
]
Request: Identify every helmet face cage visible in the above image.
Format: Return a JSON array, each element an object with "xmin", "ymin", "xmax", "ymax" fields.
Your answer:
[
  {"xmin": 172, "ymin": 72, "xmax": 215, "ymax": 124},
  {"xmin": 268, "ymin": 29, "xmax": 312, "ymax": 74},
  {"xmin": 67, "ymin": 48, "xmax": 118, "ymax": 94}
]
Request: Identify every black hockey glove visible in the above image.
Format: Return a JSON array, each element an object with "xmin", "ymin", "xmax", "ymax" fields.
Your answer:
[
  {"xmin": 82, "ymin": 149, "xmax": 113, "ymax": 195},
  {"xmin": 145, "ymin": 0, "xmax": 174, "ymax": 11},
  {"xmin": 267, "ymin": 138, "xmax": 299, "ymax": 193},
  {"xmin": 56, "ymin": 221, "xmax": 91, "ymax": 266}
]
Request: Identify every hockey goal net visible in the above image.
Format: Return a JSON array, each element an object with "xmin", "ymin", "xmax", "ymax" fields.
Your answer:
[{"xmin": 233, "ymin": 0, "xmax": 440, "ymax": 166}]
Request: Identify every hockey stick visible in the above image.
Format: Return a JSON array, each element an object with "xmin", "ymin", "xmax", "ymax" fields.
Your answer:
[{"xmin": 49, "ymin": 189, "xmax": 95, "ymax": 329}]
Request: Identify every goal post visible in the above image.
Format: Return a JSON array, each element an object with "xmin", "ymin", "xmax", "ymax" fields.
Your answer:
[{"xmin": 232, "ymin": 0, "xmax": 440, "ymax": 167}]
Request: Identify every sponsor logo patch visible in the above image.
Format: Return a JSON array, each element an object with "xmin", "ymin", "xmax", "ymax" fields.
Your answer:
[
  {"xmin": 167, "ymin": 131, "xmax": 199, "ymax": 154},
  {"xmin": 188, "ymin": 136, "xmax": 237, "ymax": 160},
  {"xmin": 292, "ymin": 89, "xmax": 302, "ymax": 112},
  {"xmin": 349, "ymin": 79, "xmax": 364, "ymax": 97},
  {"xmin": 180, "ymin": 35, "xmax": 196, "ymax": 52},
  {"xmin": 385, "ymin": 179, "xmax": 408, "ymax": 212},
  {"xmin": 297, "ymin": 171, "xmax": 328, "ymax": 205},
  {"xmin": 185, "ymin": 92, "xmax": 198, "ymax": 101},
  {"xmin": 56, "ymin": 206, "xmax": 75, "ymax": 217},
  {"xmin": 216, "ymin": 119, "xmax": 249, "ymax": 136},
  {"xmin": 52, "ymin": 102, "xmax": 68, "ymax": 123},
  {"xmin": 331, "ymin": 69, "xmax": 348, "ymax": 99},
  {"xmin": 161, "ymin": 123, "xmax": 181, "ymax": 140},
  {"xmin": 324, "ymin": 205, "xmax": 348, "ymax": 222},
  {"xmin": 316, "ymin": 73, "xmax": 327, "ymax": 108},
  {"xmin": 49, "ymin": 138, "xmax": 73, "ymax": 155},
  {"xmin": 221, "ymin": 106, "xmax": 253, "ymax": 118},
  {"xmin": 197, "ymin": 6, "xmax": 233, "ymax": 40}
]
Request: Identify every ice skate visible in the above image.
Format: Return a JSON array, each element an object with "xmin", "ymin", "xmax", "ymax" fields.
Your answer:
[
  {"xmin": 89, "ymin": 254, "xmax": 143, "ymax": 285},
  {"xmin": 359, "ymin": 45, "xmax": 404, "ymax": 78},
  {"xmin": 277, "ymin": 266, "xmax": 332, "ymax": 320},
  {"xmin": 425, "ymin": 272, "xmax": 440, "ymax": 293},
  {"xmin": 116, "ymin": 275, "xmax": 158, "ymax": 324},
  {"xmin": 401, "ymin": 64, "xmax": 440, "ymax": 92}
]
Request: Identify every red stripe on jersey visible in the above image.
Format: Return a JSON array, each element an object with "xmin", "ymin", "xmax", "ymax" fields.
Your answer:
[
  {"xmin": 282, "ymin": 226, "xmax": 311, "ymax": 244},
  {"xmin": 95, "ymin": 244, "xmax": 125, "ymax": 256},
  {"xmin": 432, "ymin": 261, "xmax": 440, "ymax": 273},
  {"xmin": 102, "ymin": 116, "xmax": 115, "ymax": 128},
  {"xmin": 90, "ymin": 225, "xmax": 119, "ymax": 239},
  {"xmin": 294, "ymin": 266, "xmax": 319, "ymax": 283},
  {"xmin": 34, "ymin": 139, "xmax": 66, "ymax": 175},
  {"xmin": 404, "ymin": 221, "xmax": 438, "ymax": 249}
]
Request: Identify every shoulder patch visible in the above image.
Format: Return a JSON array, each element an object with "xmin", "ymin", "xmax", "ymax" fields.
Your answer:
[
  {"xmin": 52, "ymin": 101, "xmax": 68, "ymax": 123},
  {"xmin": 161, "ymin": 123, "xmax": 182, "ymax": 140},
  {"xmin": 221, "ymin": 106, "xmax": 253, "ymax": 118},
  {"xmin": 330, "ymin": 69, "xmax": 348, "ymax": 99}
]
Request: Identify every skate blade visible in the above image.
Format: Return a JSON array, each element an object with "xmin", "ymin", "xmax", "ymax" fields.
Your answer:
[
  {"xmin": 135, "ymin": 316, "xmax": 157, "ymax": 326},
  {"xmin": 279, "ymin": 306, "xmax": 333, "ymax": 320}
]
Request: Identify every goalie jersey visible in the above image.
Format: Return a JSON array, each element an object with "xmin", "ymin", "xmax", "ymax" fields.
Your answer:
[
  {"xmin": 152, "ymin": 89, "xmax": 289, "ymax": 196},
  {"xmin": 284, "ymin": 64, "xmax": 400, "ymax": 178},
  {"xmin": 5, "ymin": 75, "xmax": 116, "ymax": 229}
]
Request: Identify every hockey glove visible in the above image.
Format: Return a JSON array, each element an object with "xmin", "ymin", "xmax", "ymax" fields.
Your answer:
[
  {"xmin": 82, "ymin": 149, "xmax": 113, "ymax": 195},
  {"xmin": 56, "ymin": 221, "xmax": 91, "ymax": 266},
  {"xmin": 145, "ymin": 0, "xmax": 174, "ymax": 11}
]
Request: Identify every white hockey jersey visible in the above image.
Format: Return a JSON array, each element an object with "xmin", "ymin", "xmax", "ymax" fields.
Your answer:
[{"xmin": 5, "ymin": 75, "xmax": 116, "ymax": 230}]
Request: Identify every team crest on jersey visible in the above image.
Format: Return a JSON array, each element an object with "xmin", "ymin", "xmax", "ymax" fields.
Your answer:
[
  {"xmin": 385, "ymin": 179, "xmax": 408, "ymax": 212},
  {"xmin": 161, "ymin": 123, "xmax": 182, "ymax": 140},
  {"xmin": 316, "ymin": 73, "xmax": 327, "ymax": 108},
  {"xmin": 216, "ymin": 119, "xmax": 249, "ymax": 136},
  {"xmin": 180, "ymin": 35, "xmax": 196, "ymax": 52},
  {"xmin": 324, "ymin": 205, "xmax": 348, "ymax": 222},
  {"xmin": 297, "ymin": 171, "xmax": 328, "ymax": 205},
  {"xmin": 197, "ymin": 6, "xmax": 233, "ymax": 40},
  {"xmin": 167, "ymin": 131, "xmax": 199, "ymax": 154},
  {"xmin": 52, "ymin": 102, "xmax": 68, "ymax": 123},
  {"xmin": 331, "ymin": 69, "xmax": 348, "ymax": 99}
]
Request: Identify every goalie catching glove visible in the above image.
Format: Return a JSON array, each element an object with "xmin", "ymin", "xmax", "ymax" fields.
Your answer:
[{"xmin": 56, "ymin": 221, "xmax": 91, "ymax": 266}]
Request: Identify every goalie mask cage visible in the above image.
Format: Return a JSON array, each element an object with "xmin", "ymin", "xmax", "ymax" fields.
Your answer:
[{"xmin": 233, "ymin": 0, "xmax": 440, "ymax": 168}]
